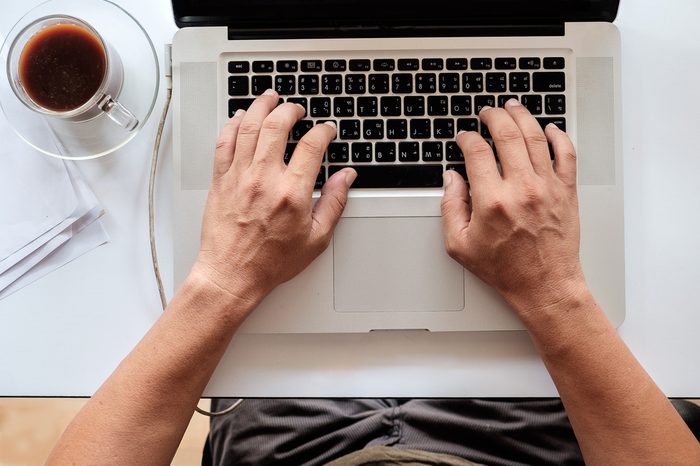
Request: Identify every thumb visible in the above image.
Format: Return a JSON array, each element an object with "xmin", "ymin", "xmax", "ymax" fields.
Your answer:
[
  {"xmin": 441, "ymin": 170, "xmax": 471, "ymax": 254},
  {"xmin": 311, "ymin": 168, "xmax": 357, "ymax": 246}
]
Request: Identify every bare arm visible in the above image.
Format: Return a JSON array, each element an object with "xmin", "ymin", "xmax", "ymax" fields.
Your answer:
[
  {"xmin": 46, "ymin": 91, "xmax": 356, "ymax": 465},
  {"xmin": 441, "ymin": 99, "xmax": 700, "ymax": 464}
]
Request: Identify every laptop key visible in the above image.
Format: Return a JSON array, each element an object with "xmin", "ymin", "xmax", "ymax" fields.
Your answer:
[
  {"xmin": 228, "ymin": 98, "xmax": 255, "ymax": 117},
  {"xmin": 380, "ymin": 97, "xmax": 402, "ymax": 117},
  {"xmin": 486, "ymin": 73, "xmax": 507, "ymax": 93},
  {"xmin": 228, "ymin": 61, "xmax": 250, "ymax": 74},
  {"xmin": 497, "ymin": 95, "xmax": 519, "ymax": 107},
  {"xmin": 422, "ymin": 58, "xmax": 444, "ymax": 70},
  {"xmin": 357, "ymin": 97, "xmax": 378, "ymax": 116},
  {"xmin": 533, "ymin": 72, "xmax": 566, "ymax": 92},
  {"xmin": 284, "ymin": 143, "xmax": 297, "ymax": 164},
  {"xmin": 471, "ymin": 58, "xmax": 492, "ymax": 70},
  {"xmin": 545, "ymin": 95, "xmax": 566, "ymax": 115},
  {"xmin": 433, "ymin": 119, "xmax": 455, "ymax": 139},
  {"xmin": 375, "ymin": 142, "xmax": 397, "ymax": 162},
  {"xmin": 277, "ymin": 60, "xmax": 298, "ymax": 73},
  {"xmin": 351, "ymin": 143, "xmax": 373, "ymax": 162},
  {"xmin": 387, "ymin": 119, "xmax": 408, "ymax": 139},
  {"xmin": 228, "ymin": 76, "xmax": 249, "ymax": 96},
  {"xmin": 315, "ymin": 168, "xmax": 326, "ymax": 190},
  {"xmin": 369, "ymin": 74, "xmax": 390, "ymax": 94},
  {"xmin": 363, "ymin": 120, "xmax": 384, "ymax": 139},
  {"xmin": 428, "ymin": 96, "xmax": 449, "ymax": 116},
  {"xmin": 325, "ymin": 59, "xmax": 347, "ymax": 71},
  {"xmin": 462, "ymin": 73, "xmax": 484, "ymax": 93},
  {"xmin": 373, "ymin": 59, "xmax": 396, "ymax": 72},
  {"xmin": 252, "ymin": 76, "xmax": 273, "ymax": 95},
  {"xmin": 422, "ymin": 142, "xmax": 443, "ymax": 161},
  {"xmin": 543, "ymin": 57, "xmax": 566, "ymax": 69},
  {"xmin": 322, "ymin": 75, "xmax": 343, "ymax": 94},
  {"xmin": 292, "ymin": 120, "xmax": 314, "ymax": 141},
  {"xmin": 416, "ymin": 74, "xmax": 437, "ymax": 93},
  {"xmin": 410, "ymin": 119, "xmax": 431, "ymax": 139},
  {"xmin": 299, "ymin": 75, "xmax": 319, "ymax": 95},
  {"xmin": 349, "ymin": 59, "xmax": 371, "ymax": 71},
  {"xmin": 301, "ymin": 60, "xmax": 323, "ymax": 72},
  {"xmin": 457, "ymin": 118, "xmax": 479, "ymax": 132},
  {"xmin": 447, "ymin": 58, "xmax": 469, "ymax": 70},
  {"xmin": 475, "ymin": 95, "xmax": 495, "ymax": 114},
  {"xmin": 392, "ymin": 74, "xmax": 414, "ymax": 94},
  {"xmin": 345, "ymin": 75, "xmax": 367, "ymax": 94},
  {"xmin": 275, "ymin": 75, "xmax": 295, "ymax": 95},
  {"xmin": 446, "ymin": 142, "xmax": 464, "ymax": 161},
  {"xmin": 509, "ymin": 73, "xmax": 531, "ymax": 92},
  {"xmin": 398, "ymin": 59, "xmax": 420, "ymax": 71},
  {"xmin": 521, "ymin": 95, "xmax": 543, "ymax": 114},
  {"xmin": 252, "ymin": 61, "xmax": 274, "ymax": 73},
  {"xmin": 519, "ymin": 57, "xmax": 541, "ymax": 70},
  {"xmin": 339, "ymin": 120, "xmax": 361, "ymax": 140},
  {"xmin": 334, "ymin": 97, "xmax": 355, "ymax": 117},
  {"xmin": 439, "ymin": 73, "xmax": 460, "ymax": 93},
  {"xmin": 328, "ymin": 143, "xmax": 350, "ymax": 163},
  {"xmin": 447, "ymin": 164, "xmax": 468, "ymax": 180},
  {"xmin": 451, "ymin": 96, "xmax": 472, "ymax": 115},
  {"xmin": 310, "ymin": 97, "xmax": 331, "ymax": 117},
  {"xmin": 328, "ymin": 164, "xmax": 444, "ymax": 188},
  {"xmin": 398, "ymin": 142, "xmax": 420, "ymax": 162},
  {"xmin": 287, "ymin": 97, "xmax": 308, "ymax": 113},
  {"xmin": 495, "ymin": 57, "xmax": 517, "ymax": 70},
  {"xmin": 536, "ymin": 117, "xmax": 566, "ymax": 132},
  {"xmin": 404, "ymin": 96, "xmax": 426, "ymax": 116}
]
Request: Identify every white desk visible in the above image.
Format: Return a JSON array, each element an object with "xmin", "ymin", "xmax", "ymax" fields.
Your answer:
[{"xmin": 1, "ymin": 0, "xmax": 699, "ymax": 398}]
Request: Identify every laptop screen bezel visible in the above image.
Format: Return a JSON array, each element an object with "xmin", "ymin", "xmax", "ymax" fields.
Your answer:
[{"xmin": 171, "ymin": 0, "xmax": 620, "ymax": 29}]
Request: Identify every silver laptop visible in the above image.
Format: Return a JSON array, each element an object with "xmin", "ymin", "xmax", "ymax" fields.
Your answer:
[{"xmin": 171, "ymin": 0, "xmax": 625, "ymax": 333}]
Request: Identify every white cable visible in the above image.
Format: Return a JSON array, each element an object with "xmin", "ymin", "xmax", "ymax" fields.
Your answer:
[{"xmin": 148, "ymin": 44, "xmax": 243, "ymax": 417}]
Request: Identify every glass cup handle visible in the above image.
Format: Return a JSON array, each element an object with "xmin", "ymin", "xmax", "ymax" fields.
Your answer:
[{"xmin": 98, "ymin": 94, "xmax": 138, "ymax": 131}]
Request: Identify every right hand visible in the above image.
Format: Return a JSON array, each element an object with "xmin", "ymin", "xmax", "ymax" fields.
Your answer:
[{"xmin": 441, "ymin": 99, "xmax": 587, "ymax": 317}]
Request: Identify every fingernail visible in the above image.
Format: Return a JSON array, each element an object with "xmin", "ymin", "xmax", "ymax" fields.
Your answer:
[
  {"xmin": 344, "ymin": 169, "xmax": 357, "ymax": 187},
  {"xmin": 263, "ymin": 88, "xmax": 277, "ymax": 96},
  {"xmin": 295, "ymin": 103, "xmax": 306, "ymax": 113},
  {"xmin": 479, "ymin": 105, "xmax": 492, "ymax": 114},
  {"xmin": 234, "ymin": 109, "xmax": 246, "ymax": 118},
  {"xmin": 546, "ymin": 123, "xmax": 559, "ymax": 131},
  {"xmin": 457, "ymin": 130, "xmax": 467, "ymax": 136},
  {"xmin": 505, "ymin": 98, "xmax": 521, "ymax": 107},
  {"xmin": 324, "ymin": 121, "xmax": 337, "ymax": 130},
  {"xmin": 443, "ymin": 172, "xmax": 452, "ymax": 187}
]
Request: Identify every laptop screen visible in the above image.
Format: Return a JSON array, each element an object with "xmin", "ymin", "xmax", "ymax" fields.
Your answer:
[{"xmin": 172, "ymin": 0, "xmax": 620, "ymax": 28}]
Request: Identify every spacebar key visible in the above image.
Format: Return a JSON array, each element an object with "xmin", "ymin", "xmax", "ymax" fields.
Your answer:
[{"xmin": 328, "ymin": 164, "xmax": 444, "ymax": 188}]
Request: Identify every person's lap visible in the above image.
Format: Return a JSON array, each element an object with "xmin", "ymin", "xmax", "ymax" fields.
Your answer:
[{"xmin": 205, "ymin": 398, "xmax": 584, "ymax": 466}]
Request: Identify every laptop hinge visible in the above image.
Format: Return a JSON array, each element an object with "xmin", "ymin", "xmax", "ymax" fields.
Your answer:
[{"xmin": 227, "ymin": 24, "xmax": 565, "ymax": 40}]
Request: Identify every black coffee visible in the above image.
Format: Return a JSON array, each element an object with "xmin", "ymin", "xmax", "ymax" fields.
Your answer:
[{"xmin": 19, "ymin": 23, "xmax": 106, "ymax": 112}]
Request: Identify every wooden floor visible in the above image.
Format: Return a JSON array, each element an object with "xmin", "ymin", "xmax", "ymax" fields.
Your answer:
[{"xmin": 0, "ymin": 398, "xmax": 210, "ymax": 466}]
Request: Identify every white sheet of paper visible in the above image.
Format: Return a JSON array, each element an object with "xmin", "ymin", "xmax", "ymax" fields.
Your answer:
[
  {"xmin": 0, "ymin": 112, "xmax": 78, "ymax": 261},
  {"xmin": 0, "ymin": 219, "xmax": 109, "ymax": 300}
]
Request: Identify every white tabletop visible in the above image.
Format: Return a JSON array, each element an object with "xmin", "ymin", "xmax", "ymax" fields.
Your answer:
[{"xmin": 1, "ymin": 0, "xmax": 699, "ymax": 398}]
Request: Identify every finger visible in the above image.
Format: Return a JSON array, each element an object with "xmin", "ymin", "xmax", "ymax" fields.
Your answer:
[
  {"xmin": 456, "ymin": 131, "xmax": 501, "ymax": 204},
  {"xmin": 479, "ymin": 106, "xmax": 533, "ymax": 178},
  {"xmin": 213, "ymin": 110, "xmax": 245, "ymax": 177},
  {"xmin": 310, "ymin": 168, "xmax": 357, "ymax": 247},
  {"xmin": 231, "ymin": 89, "xmax": 281, "ymax": 171},
  {"xmin": 286, "ymin": 122, "xmax": 337, "ymax": 197},
  {"xmin": 253, "ymin": 102, "xmax": 305, "ymax": 167},
  {"xmin": 503, "ymin": 99, "xmax": 552, "ymax": 176},
  {"xmin": 441, "ymin": 170, "xmax": 471, "ymax": 258},
  {"xmin": 545, "ymin": 124, "xmax": 577, "ymax": 187}
]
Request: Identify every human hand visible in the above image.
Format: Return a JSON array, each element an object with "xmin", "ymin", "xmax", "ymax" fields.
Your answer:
[
  {"xmin": 191, "ymin": 90, "xmax": 357, "ymax": 310},
  {"xmin": 441, "ymin": 99, "xmax": 587, "ymax": 318}
]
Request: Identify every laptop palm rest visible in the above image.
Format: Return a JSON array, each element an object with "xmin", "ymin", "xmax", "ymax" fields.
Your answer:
[{"xmin": 333, "ymin": 217, "xmax": 465, "ymax": 313}]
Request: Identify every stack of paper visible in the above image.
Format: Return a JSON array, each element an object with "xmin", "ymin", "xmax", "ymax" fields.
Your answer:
[{"xmin": 0, "ymin": 112, "xmax": 110, "ymax": 300}]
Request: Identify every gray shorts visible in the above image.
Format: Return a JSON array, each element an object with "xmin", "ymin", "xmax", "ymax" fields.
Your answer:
[{"xmin": 205, "ymin": 399, "xmax": 583, "ymax": 465}]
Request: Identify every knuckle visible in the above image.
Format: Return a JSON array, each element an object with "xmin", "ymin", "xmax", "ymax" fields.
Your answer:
[
  {"xmin": 483, "ymin": 199, "xmax": 508, "ymax": 217},
  {"xmin": 239, "ymin": 120, "xmax": 262, "ymax": 136},
  {"xmin": 495, "ymin": 127, "xmax": 522, "ymax": 143},
  {"xmin": 261, "ymin": 116, "xmax": 287, "ymax": 135},
  {"xmin": 467, "ymin": 139, "xmax": 493, "ymax": 157},
  {"xmin": 524, "ymin": 132, "xmax": 548, "ymax": 147},
  {"xmin": 297, "ymin": 135, "xmax": 326, "ymax": 156}
]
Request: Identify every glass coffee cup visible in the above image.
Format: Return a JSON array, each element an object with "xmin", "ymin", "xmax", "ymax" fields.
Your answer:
[{"xmin": 6, "ymin": 15, "xmax": 138, "ymax": 131}]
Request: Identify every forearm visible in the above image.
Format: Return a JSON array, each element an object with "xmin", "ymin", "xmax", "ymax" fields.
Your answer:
[
  {"xmin": 46, "ymin": 271, "xmax": 256, "ymax": 466},
  {"xmin": 518, "ymin": 285, "xmax": 700, "ymax": 464}
]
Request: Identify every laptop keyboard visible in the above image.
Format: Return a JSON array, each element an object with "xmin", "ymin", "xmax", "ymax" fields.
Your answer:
[{"xmin": 227, "ymin": 55, "xmax": 567, "ymax": 189}]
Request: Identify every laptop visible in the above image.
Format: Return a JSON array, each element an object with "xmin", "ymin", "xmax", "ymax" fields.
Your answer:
[{"xmin": 170, "ymin": 0, "xmax": 625, "ymax": 333}]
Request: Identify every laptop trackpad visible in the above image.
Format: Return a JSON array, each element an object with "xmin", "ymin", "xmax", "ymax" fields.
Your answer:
[{"xmin": 333, "ymin": 217, "xmax": 464, "ymax": 312}]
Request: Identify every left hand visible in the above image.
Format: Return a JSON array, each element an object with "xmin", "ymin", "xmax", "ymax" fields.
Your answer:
[{"xmin": 191, "ymin": 90, "xmax": 357, "ymax": 311}]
